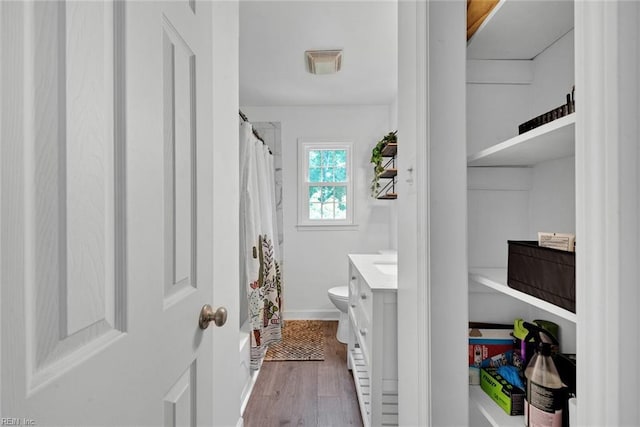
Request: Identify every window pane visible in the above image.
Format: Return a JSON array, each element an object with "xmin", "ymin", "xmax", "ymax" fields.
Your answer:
[
  {"xmin": 309, "ymin": 167, "xmax": 322, "ymax": 182},
  {"xmin": 322, "ymin": 203, "xmax": 334, "ymax": 219},
  {"xmin": 309, "ymin": 186, "xmax": 322, "ymax": 203},
  {"xmin": 323, "ymin": 168, "xmax": 335, "ymax": 182},
  {"xmin": 308, "ymin": 150, "xmax": 348, "ymax": 183},
  {"xmin": 309, "ymin": 150, "xmax": 321, "ymax": 167},
  {"xmin": 335, "ymin": 204, "xmax": 347, "ymax": 219},
  {"xmin": 309, "ymin": 201, "xmax": 322, "ymax": 219},
  {"xmin": 321, "ymin": 186, "xmax": 334, "ymax": 201},
  {"xmin": 321, "ymin": 150, "xmax": 333, "ymax": 166},
  {"xmin": 336, "ymin": 187, "xmax": 347, "ymax": 211}
]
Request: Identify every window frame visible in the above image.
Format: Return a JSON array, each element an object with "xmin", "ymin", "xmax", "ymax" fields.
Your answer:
[{"xmin": 297, "ymin": 139, "xmax": 354, "ymax": 228}]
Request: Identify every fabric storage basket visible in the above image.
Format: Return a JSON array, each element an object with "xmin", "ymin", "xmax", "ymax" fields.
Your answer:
[{"xmin": 507, "ymin": 241, "xmax": 575, "ymax": 312}]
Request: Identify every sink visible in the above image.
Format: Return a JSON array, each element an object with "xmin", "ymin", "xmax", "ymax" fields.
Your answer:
[{"xmin": 374, "ymin": 262, "xmax": 397, "ymax": 276}]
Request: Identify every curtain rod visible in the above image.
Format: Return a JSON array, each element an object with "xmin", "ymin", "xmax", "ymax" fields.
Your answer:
[{"xmin": 239, "ymin": 110, "xmax": 271, "ymax": 154}]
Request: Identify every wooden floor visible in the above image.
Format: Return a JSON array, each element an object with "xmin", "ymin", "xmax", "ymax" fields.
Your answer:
[{"xmin": 243, "ymin": 321, "xmax": 363, "ymax": 427}]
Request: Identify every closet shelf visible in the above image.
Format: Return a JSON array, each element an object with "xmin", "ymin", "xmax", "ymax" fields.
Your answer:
[
  {"xmin": 468, "ymin": 267, "xmax": 577, "ymax": 323},
  {"xmin": 466, "ymin": 0, "xmax": 574, "ymax": 60},
  {"xmin": 470, "ymin": 385, "xmax": 523, "ymax": 427},
  {"xmin": 467, "ymin": 113, "xmax": 575, "ymax": 167}
]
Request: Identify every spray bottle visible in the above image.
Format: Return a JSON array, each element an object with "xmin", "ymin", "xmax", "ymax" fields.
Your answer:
[{"xmin": 522, "ymin": 322, "xmax": 565, "ymax": 427}]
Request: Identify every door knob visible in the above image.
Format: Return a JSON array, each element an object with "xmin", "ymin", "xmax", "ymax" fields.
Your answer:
[{"xmin": 199, "ymin": 304, "xmax": 227, "ymax": 329}]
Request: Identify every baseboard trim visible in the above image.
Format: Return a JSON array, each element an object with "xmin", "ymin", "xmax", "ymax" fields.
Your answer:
[
  {"xmin": 283, "ymin": 309, "xmax": 340, "ymax": 320},
  {"xmin": 240, "ymin": 366, "xmax": 260, "ymax": 416}
]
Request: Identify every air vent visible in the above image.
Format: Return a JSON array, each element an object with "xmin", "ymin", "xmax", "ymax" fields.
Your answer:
[{"xmin": 305, "ymin": 50, "xmax": 343, "ymax": 75}]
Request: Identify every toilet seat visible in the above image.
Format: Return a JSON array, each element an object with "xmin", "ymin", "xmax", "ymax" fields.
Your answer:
[{"xmin": 328, "ymin": 286, "xmax": 348, "ymax": 299}]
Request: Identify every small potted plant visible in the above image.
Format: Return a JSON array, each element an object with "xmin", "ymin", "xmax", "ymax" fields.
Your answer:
[{"xmin": 370, "ymin": 131, "xmax": 397, "ymax": 197}]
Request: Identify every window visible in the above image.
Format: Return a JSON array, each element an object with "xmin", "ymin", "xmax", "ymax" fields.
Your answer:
[{"xmin": 298, "ymin": 140, "xmax": 354, "ymax": 227}]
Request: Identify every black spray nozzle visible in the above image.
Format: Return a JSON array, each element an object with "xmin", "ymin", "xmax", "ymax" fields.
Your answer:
[{"xmin": 522, "ymin": 321, "xmax": 559, "ymax": 346}]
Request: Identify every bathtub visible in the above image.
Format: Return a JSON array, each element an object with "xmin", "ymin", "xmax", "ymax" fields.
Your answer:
[{"xmin": 239, "ymin": 319, "xmax": 260, "ymax": 414}]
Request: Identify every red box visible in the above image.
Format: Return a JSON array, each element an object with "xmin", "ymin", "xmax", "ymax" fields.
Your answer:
[{"xmin": 469, "ymin": 328, "xmax": 513, "ymax": 367}]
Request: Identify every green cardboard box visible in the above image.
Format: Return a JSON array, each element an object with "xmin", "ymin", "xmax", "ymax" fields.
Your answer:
[{"xmin": 480, "ymin": 367, "xmax": 525, "ymax": 416}]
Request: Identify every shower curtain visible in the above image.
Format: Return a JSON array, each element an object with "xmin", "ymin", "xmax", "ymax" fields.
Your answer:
[{"xmin": 240, "ymin": 121, "xmax": 282, "ymax": 370}]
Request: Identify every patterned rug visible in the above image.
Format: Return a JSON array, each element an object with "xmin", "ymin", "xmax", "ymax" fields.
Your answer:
[{"xmin": 264, "ymin": 320, "xmax": 325, "ymax": 361}]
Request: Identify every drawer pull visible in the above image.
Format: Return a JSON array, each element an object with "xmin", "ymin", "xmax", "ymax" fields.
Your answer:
[
  {"xmin": 351, "ymin": 276, "xmax": 357, "ymax": 280},
  {"xmin": 351, "ymin": 303, "xmax": 356, "ymax": 308},
  {"xmin": 359, "ymin": 328, "xmax": 368, "ymax": 336},
  {"xmin": 360, "ymin": 293, "xmax": 367, "ymax": 300}
]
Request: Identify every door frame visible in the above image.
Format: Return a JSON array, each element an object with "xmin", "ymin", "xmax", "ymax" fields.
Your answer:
[
  {"xmin": 399, "ymin": 1, "xmax": 640, "ymax": 425},
  {"xmin": 397, "ymin": 1, "xmax": 467, "ymax": 426},
  {"xmin": 210, "ymin": 2, "xmax": 242, "ymax": 426},
  {"xmin": 575, "ymin": 1, "xmax": 640, "ymax": 424}
]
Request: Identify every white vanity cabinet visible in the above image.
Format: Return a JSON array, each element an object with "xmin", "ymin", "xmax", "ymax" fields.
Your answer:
[{"xmin": 347, "ymin": 254, "xmax": 398, "ymax": 427}]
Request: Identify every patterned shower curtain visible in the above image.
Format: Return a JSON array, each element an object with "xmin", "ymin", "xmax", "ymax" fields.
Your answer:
[{"xmin": 240, "ymin": 121, "xmax": 282, "ymax": 370}]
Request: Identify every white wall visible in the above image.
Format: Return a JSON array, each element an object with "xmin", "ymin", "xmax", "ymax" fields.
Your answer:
[{"xmin": 241, "ymin": 105, "xmax": 393, "ymax": 318}]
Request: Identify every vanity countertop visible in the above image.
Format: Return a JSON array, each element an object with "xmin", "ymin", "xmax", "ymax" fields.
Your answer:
[{"xmin": 348, "ymin": 253, "xmax": 398, "ymax": 291}]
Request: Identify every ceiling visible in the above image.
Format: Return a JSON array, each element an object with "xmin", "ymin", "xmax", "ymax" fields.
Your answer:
[{"xmin": 239, "ymin": 1, "xmax": 398, "ymax": 107}]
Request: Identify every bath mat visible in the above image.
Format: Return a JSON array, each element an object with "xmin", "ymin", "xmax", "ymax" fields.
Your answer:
[{"xmin": 264, "ymin": 320, "xmax": 325, "ymax": 361}]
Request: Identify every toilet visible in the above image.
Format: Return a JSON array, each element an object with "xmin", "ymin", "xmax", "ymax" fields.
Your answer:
[{"xmin": 328, "ymin": 286, "xmax": 349, "ymax": 344}]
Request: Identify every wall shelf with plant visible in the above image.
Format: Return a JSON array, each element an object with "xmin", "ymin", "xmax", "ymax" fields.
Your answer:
[{"xmin": 370, "ymin": 131, "xmax": 398, "ymax": 200}]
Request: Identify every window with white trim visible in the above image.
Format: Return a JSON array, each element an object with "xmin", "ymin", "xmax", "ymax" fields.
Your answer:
[{"xmin": 298, "ymin": 140, "xmax": 353, "ymax": 226}]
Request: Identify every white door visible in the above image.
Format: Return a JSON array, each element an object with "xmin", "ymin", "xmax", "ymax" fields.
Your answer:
[{"xmin": 0, "ymin": 1, "xmax": 236, "ymax": 425}]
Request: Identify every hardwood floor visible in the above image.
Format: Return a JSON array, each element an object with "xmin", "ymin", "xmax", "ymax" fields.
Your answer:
[{"xmin": 243, "ymin": 321, "xmax": 363, "ymax": 427}]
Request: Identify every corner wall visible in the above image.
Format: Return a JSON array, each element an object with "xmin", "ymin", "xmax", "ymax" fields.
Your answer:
[
  {"xmin": 388, "ymin": 97, "xmax": 399, "ymax": 251},
  {"xmin": 241, "ymin": 105, "xmax": 393, "ymax": 318}
]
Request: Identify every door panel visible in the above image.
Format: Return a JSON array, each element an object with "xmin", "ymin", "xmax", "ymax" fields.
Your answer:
[
  {"xmin": 0, "ymin": 1, "xmax": 231, "ymax": 425},
  {"xmin": 163, "ymin": 361, "xmax": 197, "ymax": 427},
  {"xmin": 162, "ymin": 16, "xmax": 198, "ymax": 307},
  {"xmin": 27, "ymin": 0, "xmax": 126, "ymax": 392}
]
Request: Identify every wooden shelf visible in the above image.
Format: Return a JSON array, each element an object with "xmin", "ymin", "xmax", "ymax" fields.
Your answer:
[
  {"xmin": 376, "ymin": 193, "xmax": 397, "ymax": 200},
  {"xmin": 373, "ymin": 140, "xmax": 397, "ymax": 200},
  {"xmin": 467, "ymin": 113, "xmax": 575, "ymax": 167},
  {"xmin": 378, "ymin": 168, "xmax": 397, "ymax": 179},
  {"xmin": 469, "ymin": 385, "xmax": 523, "ymax": 427},
  {"xmin": 467, "ymin": 0, "xmax": 574, "ymax": 60},
  {"xmin": 468, "ymin": 267, "xmax": 576, "ymax": 323},
  {"xmin": 381, "ymin": 142, "xmax": 397, "ymax": 157}
]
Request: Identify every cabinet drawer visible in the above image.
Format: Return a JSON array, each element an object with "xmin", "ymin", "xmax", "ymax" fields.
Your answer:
[
  {"xmin": 350, "ymin": 305, "xmax": 371, "ymax": 364},
  {"xmin": 358, "ymin": 283, "xmax": 373, "ymax": 322},
  {"xmin": 349, "ymin": 272, "xmax": 359, "ymax": 309},
  {"xmin": 357, "ymin": 310, "xmax": 372, "ymax": 363}
]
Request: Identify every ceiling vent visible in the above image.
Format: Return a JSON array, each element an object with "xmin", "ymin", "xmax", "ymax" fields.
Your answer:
[{"xmin": 305, "ymin": 50, "xmax": 343, "ymax": 75}]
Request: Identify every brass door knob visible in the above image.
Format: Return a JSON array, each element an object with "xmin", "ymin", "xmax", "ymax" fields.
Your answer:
[{"xmin": 199, "ymin": 304, "xmax": 227, "ymax": 329}]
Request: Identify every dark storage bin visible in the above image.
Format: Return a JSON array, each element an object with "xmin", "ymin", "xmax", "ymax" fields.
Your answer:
[{"xmin": 507, "ymin": 241, "xmax": 575, "ymax": 312}]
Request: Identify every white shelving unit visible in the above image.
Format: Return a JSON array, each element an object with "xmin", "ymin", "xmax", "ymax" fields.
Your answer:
[
  {"xmin": 469, "ymin": 386, "xmax": 523, "ymax": 427},
  {"xmin": 469, "ymin": 268, "xmax": 576, "ymax": 323},
  {"xmin": 466, "ymin": 1, "xmax": 576, "ymax": 426},
  {"xmin": 467, "ymin": 113, "xmax": 575, "ymax": 167}
]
